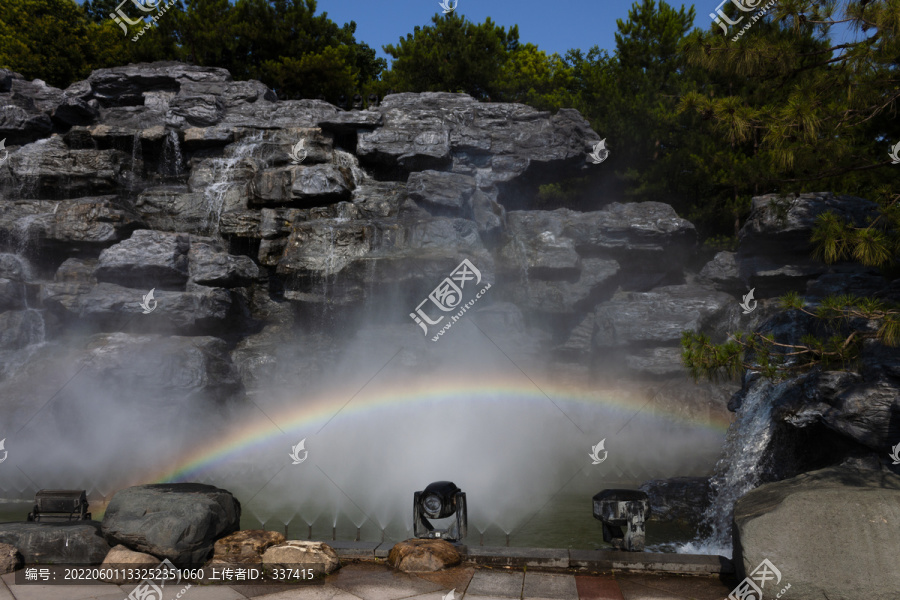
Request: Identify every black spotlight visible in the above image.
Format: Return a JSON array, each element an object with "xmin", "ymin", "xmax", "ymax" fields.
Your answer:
[{"xmin": 414, "ymin": 481, "xmax": 467, "ymax": 541}]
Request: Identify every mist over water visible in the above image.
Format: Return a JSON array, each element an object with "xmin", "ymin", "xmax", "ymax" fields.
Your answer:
[{"xmin": 0, "ymin": 310, "xmax": 724, "ymax": 546}]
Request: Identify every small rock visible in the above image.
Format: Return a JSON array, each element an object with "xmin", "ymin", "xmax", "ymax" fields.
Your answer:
[
  {"xmin": 387, "ymin": 539, "xmax": 461, "ymax": 572},
  {"xmin": 100, "ymin": 545, "xmax": 160, "ymax": 583},
  {"xmin": 0, "ymin": 543, "xmax": 23, "ymax": 574},
  {"xmin": 261, "ymin": 541, "xmax": 340, "ymax": 576},
  {"xmin": 210, "ymin": 530, "xmax": 285, "ymax": 566}
]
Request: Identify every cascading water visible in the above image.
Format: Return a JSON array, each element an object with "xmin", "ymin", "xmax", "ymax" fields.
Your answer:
[
  {"xmin": 202, "ymin": 131, "xmax": 264, "ymax": 234},
  {"xmin": 160, "ymin": 129, "xmax": 183, "ymax": 177},
  {"xmin": 332, "ymin": 149, "xmax": 368, "ymax": 189},
  {"xmin": 680, "ymin": 377, "xmax": 784, "ymax": 558}
]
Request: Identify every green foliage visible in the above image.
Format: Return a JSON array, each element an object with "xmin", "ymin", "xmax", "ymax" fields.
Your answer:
[
  {"xmin": 0, "ymin": 0, "xmax": 383, "ymax": 101},
  {"xmin": 0, "ymin": 0, "xmax": 131, "ymax": 87},
  {"xmin": 682, "ymin": 291, "xmax": 899, "ymax": 381},
  {"xmin": 380, "ymin": 12, "xmax": 519, "ymax": 100}
]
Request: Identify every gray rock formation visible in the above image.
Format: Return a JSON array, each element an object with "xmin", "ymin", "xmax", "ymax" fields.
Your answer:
[
  {"xmin": 0, "ymin": 522, "xmax": 110, "ymax": 564},
  {"xmin": 1, "ymin": 62, "xmax": 897, "ymax": 555},
  {"xmin": 102, "ymin": 483, "xmax": 241, "ymax": 565},
  {"xmin": 733, "ymin": 466, "xmax": 900, "ymax": 600}
]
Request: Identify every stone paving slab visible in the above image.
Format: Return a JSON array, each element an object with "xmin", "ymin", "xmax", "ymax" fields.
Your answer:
[
  {"xmin": 327, "ymin": 563, "xmax": 443, "ymax": 600},
  {"xmin": 575, "ymin": 576, "xmax": 624, "ymax": 600},
  {"xmin": 0, "ymin": 562, "xmax": 735, "ymax": 600},
  {"xmin": 616, "ymin": 573, "xmax": 735, "ymax": 600},
  {"xmin": 522, "ymin": 571, "xmax": 578, "ymax": 600},
  {"xmin": 0, "ymin": 578, "xmax": 15, "ymax": 600},
  {"xmin": 251, "ymin": 586, "xmax": 362, "ymax": 599},
  {"xmin": 465, "ymin": 570, "xmax": 523, "ymax": 597}
]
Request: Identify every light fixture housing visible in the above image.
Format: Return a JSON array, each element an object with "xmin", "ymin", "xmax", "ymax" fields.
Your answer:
[
  {"xmin": 413, "ymin": 481, "xmax": 467, "ymax": 541},
  {"xmin": 592, "ymin": 489, "xmax": 650, "ymax": 552}
]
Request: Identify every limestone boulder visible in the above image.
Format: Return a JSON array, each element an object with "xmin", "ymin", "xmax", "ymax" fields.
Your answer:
[
  {"xmin": 0, "ymin": 542, "xmax": 23, "ymax": 574},
  {"xmin": 261, "ymin": 541, "xmax": 340, "ymax": 576},
  {"xmin": 210, "ymin": 530, "xmax": 285, "ymax": 566},
  {"xmin": 99, "ymin": 545, "xmax": 160, "ymax": 582},
  {"xmin": 387, "ymin": 539, "xmax": 461, "ymax": 572}
]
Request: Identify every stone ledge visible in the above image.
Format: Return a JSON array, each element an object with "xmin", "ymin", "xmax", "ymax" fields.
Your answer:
[
  {"xmin": 569, "ymin": 549, "xmax": 733, "ymax": 574},
  {"xmin": 326, "ymin": 541, "xmax": 381, "ymax": 559},
  {"xmin": 466, "ymin": 546, "xmax": 569, "ymax": 569}
]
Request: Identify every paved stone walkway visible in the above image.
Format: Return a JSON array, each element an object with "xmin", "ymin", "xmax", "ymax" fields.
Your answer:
[{"xmin": 1, "ymin": 563, "xmax": 736, "ymax": 600}]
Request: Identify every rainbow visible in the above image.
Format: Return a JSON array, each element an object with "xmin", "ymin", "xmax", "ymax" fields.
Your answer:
[{"xmin": 146, "ymin": 374, "xmax": 732, "ymax": 485}]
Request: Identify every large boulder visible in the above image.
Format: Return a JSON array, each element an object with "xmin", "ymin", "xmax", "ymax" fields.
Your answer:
[
  {"xmin": 95, "ymin": 230, "xmax": 191, "ymax": 288},
  {"xmin": 733, "ymin": 466, "xmax": 900, "ymax": 600},
  {"xmin": 639, "ymin": 477, "xmax": 711, "ymax": 524},
  {"xmin": 261, "ymin": 541, "xmax": 340, "ymax": 576},
  {"xmin": 101, "ymin": 484, "xmax": 241, "ymax": 566},
  {"xmin": 64, "ymin": 332, "xmax": 242, "ymax": 403},
  {"xmin": 592, "ymin": 284, "xmax": 736, "ymax": 349},
  {"xmin": 3, "ymin": 137, "xmax": 129, "ymax": 198},
  {"xmin": 86, "ymin": 62, "xmax": 232, "ymax": 107},
  {"xmin": 387, "ymin": 539, "xmax": 461, "ymax": 572},
  {"xmin": 736, "ymin": 192, "xmax": 878, "ymax": 293},
  {"xmin": 0, "ymin": 522, "xmax": 111, "ymax": 564},
  {"xmin": 40, "ymin": 282, "xmax": 235, "ymax": 332}
]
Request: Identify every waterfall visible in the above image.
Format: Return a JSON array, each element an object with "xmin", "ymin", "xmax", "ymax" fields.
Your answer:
[
  {"xmin": 160, "ymin": 129, "xmax": 183, "ymax": 177},
  {"xmin": 332, "ymin": 149, "xmax": 368, "ymax": 188},
  {"xmin": 680, "ymin": 378, "xmax": 784, "ymax": 558},
  {"xmin": 202, "ymin": 131, "xmax": 264, "ymax": 235},
  {"xmin": 0, "ymin": 253, "xmax": 47, "ymax": 381}
]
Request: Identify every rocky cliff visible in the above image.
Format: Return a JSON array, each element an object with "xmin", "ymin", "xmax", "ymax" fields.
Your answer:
[{"xmin": 0, "ymin": 61, "xmax": 896, "ymax": 506}]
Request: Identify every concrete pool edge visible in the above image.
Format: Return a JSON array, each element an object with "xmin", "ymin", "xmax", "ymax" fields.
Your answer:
[{"xmin": 327, "ymin": 541, "xmax": 735, "ymax": 575}]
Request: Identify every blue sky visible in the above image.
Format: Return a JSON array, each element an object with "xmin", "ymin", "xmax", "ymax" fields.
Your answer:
[{"xmin": 317, "ymin": 0, "xmax": 697, "ymax": 60}]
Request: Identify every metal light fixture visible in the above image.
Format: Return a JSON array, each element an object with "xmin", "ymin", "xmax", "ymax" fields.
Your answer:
[
  {"xmin": 27, "ymin": 490, "xmax": 91, "ymax": 522},
  {"xmin": 413, "ymin": 481, "xmax": 467, "ymax": 541},
  {"xmin": 592, "ymin": 489, "xmax": 650, "ymax": 552}
]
